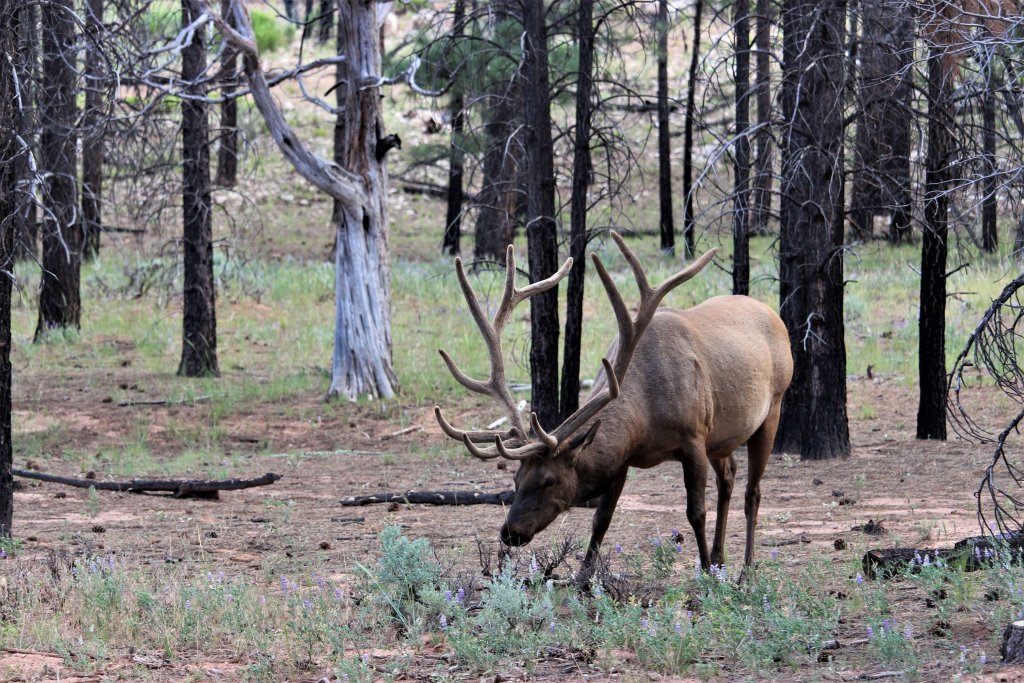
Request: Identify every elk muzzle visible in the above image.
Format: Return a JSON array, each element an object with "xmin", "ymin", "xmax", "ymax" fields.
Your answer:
[{"xmin": 499, "ymin": 521, "xmax": 533, "ymax": 547}]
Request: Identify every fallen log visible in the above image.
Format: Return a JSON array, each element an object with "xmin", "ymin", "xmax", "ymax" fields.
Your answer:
[
  {"xmin": 12, "ymin": 469, "xmax": 282, "ymax": 499},
  {"xmin": 862, "ymin": 530, "xmax": 1024, "ymax": 579},
  {"xmin": 340, "ymin": 490, "xmax": 600, "ymax": 508}
]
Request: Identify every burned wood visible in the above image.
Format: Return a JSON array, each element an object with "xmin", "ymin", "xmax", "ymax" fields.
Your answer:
[
  {"xmin": 117, "ymin": 394, "xmax": 212, "ymax": 407},
  {"xmin": 1002, "ymin": 620, "xmax": 1024, "ymax": 663},
  {"xmin": 340, "ymin": 490, "xmax": 601, "ymax": 508},
  {"xmin": 12, "ymin": 469, "xmax": 282, "ymax": 499},
  {"xmin": 862, "ymin": 530, "xmax": 1024, "ymax": 579}
]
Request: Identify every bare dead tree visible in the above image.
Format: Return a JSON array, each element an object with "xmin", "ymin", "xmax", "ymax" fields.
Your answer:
[{"xmin": 656, "ymin": 0, "xmax": 674, "ymax": 255}]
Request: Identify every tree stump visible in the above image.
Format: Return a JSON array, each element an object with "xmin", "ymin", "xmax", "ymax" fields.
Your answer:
[{"xmin": 1002, "ymin": 621, "xmax": 1024, "ymax": 663}]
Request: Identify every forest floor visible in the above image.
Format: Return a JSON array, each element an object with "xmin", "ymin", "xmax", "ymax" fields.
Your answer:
[{"xmin": 6, "ymin": 365, "xmax": 1024, "ymax": 681}]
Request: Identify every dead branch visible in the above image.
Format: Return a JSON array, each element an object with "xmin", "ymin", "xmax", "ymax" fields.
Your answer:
[
  {"xmin": 12, "ymin": 469, "xmax": 282, "ymax": 498},
  {"xmin": 862, "ymin": 530, "xmax": 1024, "ymax": 579},
  {"xmin": 340, "ymin": 489, "xmax": 601, "ymax": 508},
  {"xmin": 116, "ymin": 394, "xmax": 212, "ymax": 407}
]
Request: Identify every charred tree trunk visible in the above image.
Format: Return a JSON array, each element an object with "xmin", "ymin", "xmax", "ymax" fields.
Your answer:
[
  {"xmin": 917, "ymin": 47, "xmax": 952, "ymax": 440},
  {"xmin": 751, "ymin": 0, "xmax": 773, "ymax": 235},
  {"xmin": 327, "ymin": 0, "xmax": 398, "ymax": 400},
  {"xmin": 733, "ymin": 0, "xmax": 751, "ymax": 295},
  {"xmin": 13, "ymin": 2, "xmax": 37, "ymax": 262},
  {"xmin": 656, "ymin": 0, "xmax": 674, "ymax": 255},
  {"xmin": 681, "ymin": 0, "xmax": 704, "ymax": 260},
  {"xmin": 522, "ymin": 0, "xmax": 560, "ymax": 430},
  {"xmin": 35, "ymin": 0, "xmax": 80, "ymax": 340},
  {"xmin": 560, "ymin": 0, "xmax": 594, "ymax": 420},
  {"xmin": 775, "ymin": 0, "xmax": 850, "ymax": 460},
  {"xmin": 317, "ymin": 0, "xmax": 333, "ymax": 45},
  {"xmin": 982, "ymin": 83, "xmax": 997, "ymax": 253},
  {"xmin": 442, "ymin": 0, "xmax": 466, "ymax": 256},
  {"xmin": 215, "ymin": 0, "xmax": 239, "ymax": 188},
  {"xmin": 850, "ymin": 0, "xmax": 913, "ymax": 244},
  {"xmin": 178, "ymin": 0, "xmax": 219, "ymax": 377},
  {"xmin": 81, "ymin": 0, "xmax": 104, "ymax": 261},
  {"xmin": 0, "ymin": 0, "xmax": 18, "ymax": 537}
]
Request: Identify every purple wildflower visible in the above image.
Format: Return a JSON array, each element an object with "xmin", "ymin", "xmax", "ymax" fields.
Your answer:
[
  {"xmin": 856, "ymin": 573, "xmax": 864, "ymax": 585},
  {"xmin": 530, "ymin": 556, "xmax": 539, "ymax": 575},
  {"xmin": 280, "ymin": 576, "xmax": 289, "ymax": 596},
  {"xmin": 315, "ymin": 576, "xmax": 326, "ymax": 592},
  {"xmin": 882, "ymin": 618, "xmax": 893, "ymax": 633},
  {"xmin": 980, "ymin": 652, "xmax": 988, "ymax": 665},
  {"xmin": 614, "ymin": 543, "xmax": 623, "ymax": 555},
  {"xmin": 439, "ymin": 614, "xmax": 448, "ymax": 631},
  {"xmin": 549, "ymin": 621, "xmax": 556, "ymax": 634},
  {"xmin": 866, "ymin": 625, "xmax": 874, "ymax": 640},
  {"xmin": 652, "ymin": 537, "xmax": 662, "ymax": 548},
  {"xmin": 762, "ymin": 596, "xmax": 772, "ymax": 612},
  {"xmin": 302, "ymin": 599, "xmax": 312, "ymax": 610},
  {"xmin": 361, "ymin": 653, "xmax": 370, "ymax": 665},
  {"xmin": 334, "ymin": 588, "xmax": 344, "ymax": 601},
  {"xmin": 184, "ymin": 599, "xmax": 192, "ymax": 610},
  {"xmin": 0, "ymin": 549, "xmax": 6, "ymax": 559},
  {"xmin": 674, "ymin": 622, "xmax": 682, "ymax": 634},
  {"xmin": 456, "ymin": 587, "xmax": 465, "ymax": 603},
  {"xmin": 444, "ymin": 590, "xmax": 453, "ymax": 603},
  {"xmin": 771, "ymin": 548, "xmax": 778, "ymax": 561}
]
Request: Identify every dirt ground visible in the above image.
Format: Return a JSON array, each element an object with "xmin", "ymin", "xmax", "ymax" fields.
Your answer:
[{"xmin": 4, "ymin": 370, "xmax": 1024, "ymax": 681}]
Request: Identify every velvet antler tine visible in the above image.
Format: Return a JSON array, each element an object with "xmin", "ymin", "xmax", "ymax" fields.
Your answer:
[
  {"xmin": 649, "ymin": 248, "xmax": 718, "ymax": 309},
  {"xmin": 514, "ymin": 256, "xmax": 574, "ymax": 302},
  {"xmin": 530, "ymin": 412, "xmax": 559, "ymax": 451},
  {"xmin": 591, "ymin": 253, "xmax": 633, "ymax": 345},
  {"xmin": 610, "ymin": 230, "xmax": 652, "ymax": 296},
  {"xmin": 463, "ymin": 434, "xmax": 500, "ymax": 460},
  {"xmin": 438, "ymin": 349, "xmax": 489, "ymax": 395}
]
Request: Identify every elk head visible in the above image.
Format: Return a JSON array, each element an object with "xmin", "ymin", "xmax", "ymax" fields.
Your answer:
[{"xmin": 435, "ymin": 232, "xmax": 716, "ymax": 548}]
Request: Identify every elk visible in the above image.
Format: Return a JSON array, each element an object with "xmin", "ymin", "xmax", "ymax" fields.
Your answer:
[{"xmin": 434, "ymin": 232, "xmax": 793, "ymax": 576}]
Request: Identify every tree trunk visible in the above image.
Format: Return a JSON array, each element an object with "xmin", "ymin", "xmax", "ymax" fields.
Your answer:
[
  {"xmin": 215, "ymin": 0, "xmax": 239, "ymax": 188},
  {"xmin": 178, "ymin": 0, "xmax": 219, "ymax": 377},
  {"xmin": 81, "ymin": 0, "xmax": 104, "ymax": 261},
  {"xmin": 982, "ymin": 83, "xmax": 997, "ymax": 253},
  {"xmin": 657, "ymin": 0, "xmax": 674, "ymax": 255},
  {"xmin": 560, "ymin": 0, "xmax": 594, "ymax": 420},
  {"xmin": 850, "ymin": 0, "xmax": 913, "ymax": 244},
  {"xmin": 474, "ymin": 6, "xmax": 522, "ymax": 264},
  {"xmin": 681, "ymin": 0, "xmax": 704, "ymax": 260},
  {"xmin": 917, "ymin": 47, "xmax": 951, "ymax": 440},
  {"xmin": 733, "ymin": 0, "xmax": 751, "ymax": 295},
  {"xmin": 442, "ymin": 0, "xmax": 466, "ymax": 256},
  {"xmin": 35, "ymin": 0, "xmax": 80, "ymax": 340},
  {"xmin": 776, "ymin": 0, "xmax": 850, "ymax": 460},
  {"xmin": 318, "ymin": 0, "xmax": 333, "ymax": 45},
  {"xmin": 0, "ymin": 0, "xmax": 18, "ymax": 537},
  {"xmin": 522, "ymin": 0, "xmax": 560, "ymax": 430},
  {"xmin": 751, "ymin": 0, "xmax": 773, "ymax": 235},
  {"xmin": 13, "ymin": 2, "xmax": 37, "ymax": 262},
  {"xmin": 327, "ymin": 0, "xmax": 398, "ymax": 401}
]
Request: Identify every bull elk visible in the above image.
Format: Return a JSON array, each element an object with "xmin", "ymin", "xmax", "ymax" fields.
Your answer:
[{"xmin": 434, "ymin": 232, "xmax": 793, "ymax": 576}]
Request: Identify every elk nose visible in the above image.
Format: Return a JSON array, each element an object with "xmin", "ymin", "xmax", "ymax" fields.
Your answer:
[{"xmin": 500, "ymin": 523, "xmax": 532, "ymax": 547}]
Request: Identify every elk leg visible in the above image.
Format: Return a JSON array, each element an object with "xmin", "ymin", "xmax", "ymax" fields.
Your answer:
[
  {"xmin": 583, "ymin": 470, "xmax": 628, "ymax": 566},
  {"xmin": 743, "ymin": 401, "xmax": 780, "ymax": 569},
  {"xmin": 708, "ymin": 453, "xmax": 736, "ymax": 567},
  {"xmin": 680, "ymin": 451, "xmax": 711, "ymax": 570}
]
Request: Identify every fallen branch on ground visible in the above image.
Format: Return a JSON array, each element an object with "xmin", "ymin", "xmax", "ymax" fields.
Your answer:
[
  {"xmin": 12, "ymin": 470, "xmax": 282, "ymax": 499},
  {"xmin": 340, "ymin": 490, "xmax": 600, "ymax": 508},
  {"xmin": 862, "ymin": 530, "xmax": 1024, "ymax": 579},
  {"xmin": 117, "ymin": 395, "xmax": 212, "ymax": 407}
]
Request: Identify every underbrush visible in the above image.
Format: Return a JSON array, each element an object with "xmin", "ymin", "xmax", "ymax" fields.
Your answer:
[{"xmin": 2, "ymin": 526, "xmax": 1008, "ymax": 680}]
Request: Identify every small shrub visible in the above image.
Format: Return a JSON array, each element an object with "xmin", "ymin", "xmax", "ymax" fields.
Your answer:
[{"xmin": 250, "ymin": 9, "xmax": 295, "ymax": 53}]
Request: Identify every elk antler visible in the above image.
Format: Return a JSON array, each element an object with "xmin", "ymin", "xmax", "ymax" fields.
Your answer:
[
  {"xmin": 436, "ymin": 233, "xmax": 716, "ymax": 461},
  {"xmin": 433, "ymin": 246, "xmax": 573, "ymax": 459}
]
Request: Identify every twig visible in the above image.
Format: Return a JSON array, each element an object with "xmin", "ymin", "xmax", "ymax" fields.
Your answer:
[
  {"xmin": 380, "ymin": 425, "xmax": 422, "ymax": 441},
  {"xmin": 12, "ymin": 470, "xmax": 282, "ymax": 498},
  {"xmin": 117, "ymin": 394, "xmax": 212, "ymax": 407}
]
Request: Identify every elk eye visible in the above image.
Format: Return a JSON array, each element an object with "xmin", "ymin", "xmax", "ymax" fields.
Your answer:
[{"xmin": 540, "ymin": 475, "xmax": 557, "ymax": 489}]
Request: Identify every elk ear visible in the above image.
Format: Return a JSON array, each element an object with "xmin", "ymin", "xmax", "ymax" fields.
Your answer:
[{"xmin": 569, "ymin": 421, "xmax": 601, "ymax": 451}]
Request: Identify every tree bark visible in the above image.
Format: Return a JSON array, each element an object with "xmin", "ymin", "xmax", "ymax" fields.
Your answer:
[
  {"xmin": 751, "ymin": 0, "xmax": 773, "ymax": 235},
  {"xmin": 776, "ymin": 0, "xmax": 850, "ymax": 460},
  {"xmin": 917, "ymin": 46, "xmax": 952, "ymax": 440},
  {"xmin": 0, "ymin": 0, "xmax": 17, "ymax": 537},
  {"xmin": 522, "ymin": 0, "xmax": 560, "ymax": 430},
  {"xmin": 733, "ymin": 0, "xmax": 751, "ymax": 295},
  {"xmin": 681, "ymin": 0, "xmax": 704, "ymax": 260},
  {"xmin": 317, "ymin": 0, "xmax": 333, "ymax": 44},
  {"xmin": 442, "ymin": 0, "xmax": 466, "ymax": 256},
  {"xmin": 178, "ymin": 0, "xmax": 220, "ymax": 377},
  {"xmin": 327, "ymin": 0, "xmax": 398, "ymax": 400},
  {"xmin": 657, "ymin": 0, "xmax": 674, "ymax": 255},
  {"xmin": 81, "ymin": 0, "xmax": 104, "ymax": 261},
  {"xmin": 35, "ymin": 0, "xmax": 80, "ymax": 340},
  {"xmin": 215, "ymin": 0, "xmax": 239, "ymax": 188},
  {"xmin": 850, "ymin": 0, "xmax": 913, "ymax": 244},
  {"xmin": 13, "ymin": 2, "xmax": 38, "ymax": 262},
  {"xmin": 982, "ymin": 82, "xmax": 997, "ymax": 253},
  {"xmin": 561, "ymin": 0, "xmax": 594, "ymax": 420}
]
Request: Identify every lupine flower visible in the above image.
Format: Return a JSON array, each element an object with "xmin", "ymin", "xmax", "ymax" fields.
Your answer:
[
  {"xmin": 882, "ymin": 618, "xmax": 892, "ymax": 633},
  {"xmin": 89, "ymin": 560, "xmax": 98, "ymax": 574},
  {"xmin": 334, "ymin": 588, "xmax": 344, "ymax": 601},
  {"xmin": 762, "ymin": 596, "xmax": 772, "ymax": 612},
  {"xmin": 686, "ymin": 610, "xmax": 693, "ymax": 621},
  {"xmin": 674, "ymin": 622, "xmax": 682, "ymax": 634},
  {"xmin": 866, "ymin": 625, "xmax": 874, "ymax": 640},
  {"xmin": 641, "ymin": 618, "xmax": 649, "ymax": 631},
  {"xmin": 439, "ymin": 614, "xmax": 448, "ymax": 631},
  {"xmin": 652, "ymin": 537, "xmax": 662, "ymax": 548},
  {"xmin": 302, "ymin": 599, "xmax": 312, "ymax": 611},
  {"xmin": 361, "ymin": 653, "xmax": 370, "ymax": 664},
  {"xmin": 614, "ymin": 543, "xmax": 623, "ymax": 554},
  {"xmin": 185, "ymin": 599, "xmax": 192, "ymax": 610},
  {"xmin": 856, "ymin": 573, "xmax": 864, "ymax": 585},
  {"xmin": 549, "ymin": 621, "xmax": 556, "ymax": 634},
  {"xmin": 456, "ymin": 587, "xmax": 465, "ymax": 603},
  {"xmin": 914, "ymin": 551, "xmax": 922, "ymax": 566},
  {"xmin": 315, "ymin": 576, "xmax": 326, "ymax": 591},
  {"xmin": 342, "ymin": 675, "xmax": 350, "ymax": 683},
  {"xmin": 771, "ymin": 548, "xmax": 778, "ymax": 561},
  {"xmin": 0, "ymin": 549, "xmax": 6, "ymax": 559},
  {"xmin": 980, "ymin": 652, "xmax": 988, "ymax": 665},
  {"xmin": 530, "ymin": 556, "xmax": 539, "ymax": 575},
  {"xmin": 676, "ymin": 543, "xmax": 683, "ymax": 554},
  {"xmin": 444, "ymin": 590, "xmax": 453, "ymax": 603},
  {"xmin": 922, "ymin": 554, "xmax": 931, "ymax": 567},
  {"xmin": 280, "ymin": 576, "xmax": 289, "ymax": 596}
]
